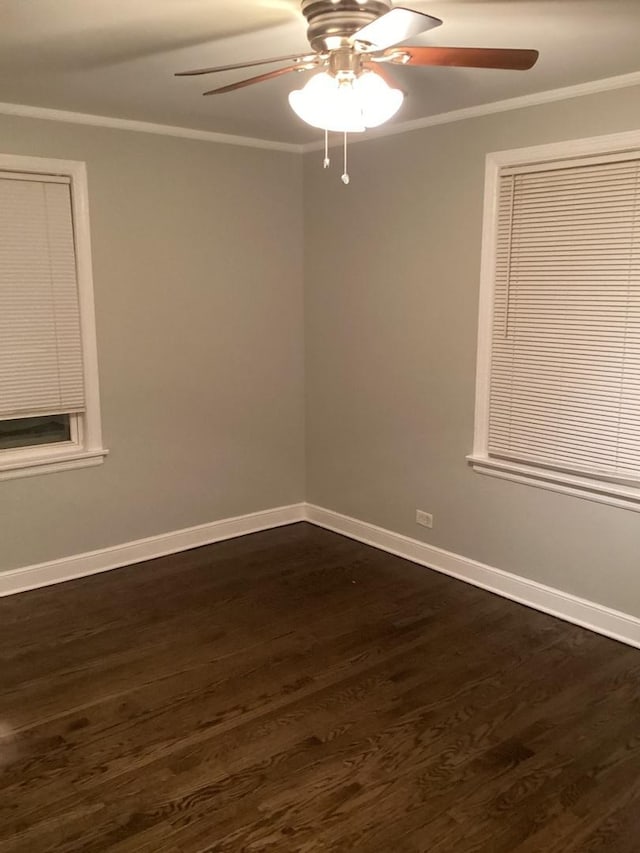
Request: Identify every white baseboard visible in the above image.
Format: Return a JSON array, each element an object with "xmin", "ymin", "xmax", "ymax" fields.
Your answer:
[
  {"xmin": 0, "ymin": 503, "xmax": 306, "ymax": 597},
  {"xmin": 3, "ymin": 500, "xmax": 640, "ymax": 651},
  {"xmin": 305, "ymin": 504, "xmax": 640, "ymax": 650}
]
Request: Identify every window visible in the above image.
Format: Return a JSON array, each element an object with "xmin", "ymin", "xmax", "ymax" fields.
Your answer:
[
  {"xmin": 0, "ymin": 154, "xmax": 106, "ymax": 480},
  {"xmin": 469, "ymin": 131, "xmax": 640, "ymax": 511}
]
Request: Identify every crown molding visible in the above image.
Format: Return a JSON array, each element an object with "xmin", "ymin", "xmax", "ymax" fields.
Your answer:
[
  {"xmin": 0, "ymin": 101, "xmax": 303, "ymax": 154},
  {"xmin": 302, "ymin": 70, "xmax": 640, "ymax": 152},
  {"xmin": 1, "ymin": 69, "xmax": 639, "ymax": 156}
]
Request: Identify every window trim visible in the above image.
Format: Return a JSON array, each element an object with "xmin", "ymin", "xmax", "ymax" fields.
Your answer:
[
  {"xmin": 0, "ymin": 153, "xmax": 107, "ymax": 481},
  {"xmin": 468, "ymin": 128, "xmax": 640, "ymax": 512}
]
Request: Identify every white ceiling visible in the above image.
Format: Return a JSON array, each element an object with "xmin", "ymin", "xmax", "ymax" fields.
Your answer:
[{"xmin": 1, "ymin": 0, "xmax": 640, "ymax": 146}]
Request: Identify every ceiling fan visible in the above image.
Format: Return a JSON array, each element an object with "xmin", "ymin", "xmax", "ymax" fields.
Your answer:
[
  {"xmin": 177, "ymin": 1, "xmax": 538, "ymax": 96},
  {"xmin": 176, "ymin": 1, "xmax": 538, "ymax": 181}
]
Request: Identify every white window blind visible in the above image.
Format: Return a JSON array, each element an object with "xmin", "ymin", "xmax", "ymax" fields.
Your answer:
[
  {"xmin": 0, "ymin": 173, "xmax": 85, "ymax": 419},
  {"xmin": 488, "ymin": 154, "xmax": 640, "ymax": 484}
]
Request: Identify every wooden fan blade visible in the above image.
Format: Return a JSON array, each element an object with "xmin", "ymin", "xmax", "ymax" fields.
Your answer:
[
  {"xmin": 385, "ymin": 45, "xmax": 539, "ymax": 70},
  {"xmin": 353, "ymin": 7, "xmax": 442, "ymax": 51},
  {"xmin": 177, "ymin": 53, "xmax": 314, "ymax": 77},
  {"xmin": 203, "ymin": 65, "xmax": 304, "ymax": 96}
]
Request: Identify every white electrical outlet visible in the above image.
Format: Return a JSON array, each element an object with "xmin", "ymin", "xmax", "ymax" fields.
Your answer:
[{"xmin": 416, "ymin": 510, "xmax": 433, "ymax": 529}]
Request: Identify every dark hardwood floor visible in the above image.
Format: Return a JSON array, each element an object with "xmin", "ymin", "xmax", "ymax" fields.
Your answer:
[{"xmin": 1, "ymin": 522, "xmax": 640, "ymax": 852}]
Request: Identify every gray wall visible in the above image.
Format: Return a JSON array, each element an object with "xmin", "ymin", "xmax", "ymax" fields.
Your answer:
[
  {"xmin": 0, "ymin": 116, "xmax": 305, "ymax": 572},
  {"xmin": 4, "ymin": 85, "xmax": 640, "ymax": 619},
  {"xmin": 304, "ymin": 85, "xmax": 640, "ymax": 617}
]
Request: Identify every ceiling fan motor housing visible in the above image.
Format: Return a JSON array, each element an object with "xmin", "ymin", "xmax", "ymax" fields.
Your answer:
[{"xmin": 301, "ymin": 0, "xmax": 393, "ymax": 51}]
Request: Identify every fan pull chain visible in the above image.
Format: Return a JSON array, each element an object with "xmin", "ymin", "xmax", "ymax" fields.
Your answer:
[
  {"xmin": 341, "ymin": 132, "xmax": 350, "ymax": 185},
  {"xmin": 323, "ymin": 129, "xmax": 330, "ymax": 169}
]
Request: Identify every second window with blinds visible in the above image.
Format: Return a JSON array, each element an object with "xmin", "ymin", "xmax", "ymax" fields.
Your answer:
[
  {"xmin": 469, "ymin": 132, "xmax": 640, "ymax": 510},
  {"xmin": 0, "ymin": 154, "xmax": 106, "ymax": 480}
]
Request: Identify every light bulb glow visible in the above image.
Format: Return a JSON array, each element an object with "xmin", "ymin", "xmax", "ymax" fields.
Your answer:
[{"xmin": 288, "ymin": 70, "xmax": 403, "ymax": 133}]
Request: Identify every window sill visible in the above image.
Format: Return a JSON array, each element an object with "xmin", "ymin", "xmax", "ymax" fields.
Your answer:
[
  {"xmin": 0, "ymin": 448, "xmax": 108, "ymax": 482},
  {"xmin": 467, "ymin": 454, "xmax": 640, "ymax": 513}
]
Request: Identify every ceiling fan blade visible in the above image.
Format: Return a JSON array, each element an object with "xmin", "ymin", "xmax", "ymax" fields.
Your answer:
[
  {"xmin": 203, "ymin": 65, "xmax": 304, "ymax": 96},
  {"xmin": 386, "ymin": 45, "xmax": 539, "ymax": 70},
  {"xmin": 177, "ymin": 53, "xmax": 314, "ymax": 77},
  {"xmin": 352, "ymin": 7, "xmax": 442, "ymax": 51}
]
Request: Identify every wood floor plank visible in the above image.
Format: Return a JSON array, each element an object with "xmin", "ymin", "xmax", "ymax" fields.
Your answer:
[
  {"xmin": 189, "ymin": 631, "xmax": 616, "ymax": 852},
  {"xmin": 168, "ymin": 626, "xmax": 579, "ymax": 847},
  {"xmin": 1, "ymin": 522, "xmax": 639, "ymax": 852}
]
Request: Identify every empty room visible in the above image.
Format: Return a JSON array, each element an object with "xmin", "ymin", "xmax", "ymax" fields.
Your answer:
[{"xmin": 2, "ymin": 1, "xmax": 640, "ymax": 850}]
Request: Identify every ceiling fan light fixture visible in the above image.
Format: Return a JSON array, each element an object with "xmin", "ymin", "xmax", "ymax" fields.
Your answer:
[
  {"xmin": 288, "ymin": 69, "xmax": 403, "ymax": 133},
  {"xmin": 354, "ymin": 69, "xmax": 403, "ymax": 127},
  {"xmin": 289, "ymin": 71, "xmax": 364, "ymax": 132}
]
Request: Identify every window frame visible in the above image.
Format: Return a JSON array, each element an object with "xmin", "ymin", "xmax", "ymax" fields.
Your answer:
[
  {"xmin": 0, "ymin": 153, "xmax": 107, "ymax": 481},
  {"xmin": 468, "ymin": 128, "xmax": 640, "ymax": 512}
]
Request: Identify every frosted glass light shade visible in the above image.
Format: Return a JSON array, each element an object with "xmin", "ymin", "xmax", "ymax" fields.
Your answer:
[{"xmin": 289, "ymin": 70, "xmax": 403, "ymax": 133}]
